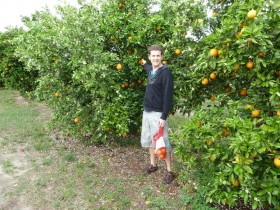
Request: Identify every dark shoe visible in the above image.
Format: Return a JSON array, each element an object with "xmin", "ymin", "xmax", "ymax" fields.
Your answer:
[
  {"xmin": 163, "ymin": 171, "xmax": 175, "ymax": 185},
  {"xmin": 146, "ymin": 164, "xmax": 158, "ymax": 174}
]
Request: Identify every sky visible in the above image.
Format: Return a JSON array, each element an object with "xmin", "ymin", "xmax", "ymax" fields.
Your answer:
[{"xmin": 0, "ymin": 0, "xmax": 79, "ymax": 31}]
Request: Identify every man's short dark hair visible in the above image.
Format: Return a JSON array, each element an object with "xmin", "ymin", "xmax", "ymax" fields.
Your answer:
[{"xmin": 148, "ymin": 45, "xmax": 164, "ymax": 55}]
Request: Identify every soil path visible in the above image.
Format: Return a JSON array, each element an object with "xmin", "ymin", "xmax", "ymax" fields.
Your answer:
[{"xmin": 0, "ymin": 93, "xmax": 180, "ymax": 209}]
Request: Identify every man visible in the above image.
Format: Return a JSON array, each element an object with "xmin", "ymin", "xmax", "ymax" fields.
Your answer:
[{"xmin": 141, "ymin": 45, "xmax": 175, "ymax": 185}]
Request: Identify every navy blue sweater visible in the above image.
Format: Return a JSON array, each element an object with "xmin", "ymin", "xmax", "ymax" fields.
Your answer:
[{"xmin": 143, "ymin": 63, "xmax": 173, "ymax": 120}]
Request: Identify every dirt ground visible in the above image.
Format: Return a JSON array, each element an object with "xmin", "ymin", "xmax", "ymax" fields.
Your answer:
[{"xmin": 0, "ymin": 94, "xmax": 181, "ymax": 209}]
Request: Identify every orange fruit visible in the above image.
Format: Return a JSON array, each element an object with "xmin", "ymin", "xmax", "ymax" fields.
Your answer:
[
  {"xmin": 231, "ymin": 179, "xmax": 240, "ymax": 187},
  {"xmin": 240, "ymin": 88, "xmax": 247, "ymax": 96},
  {"xmin": 210, "ymin": 48, "xmax": 218, "ymax": 57},
  {"xmin": 162, "ymin": 60, "xmax": 167, "ymax": 64},
  {"xmin": 247, "ymin": 9, "xmax": 257, "ymax": 19},
  {"xmin": 116, "ymin": 63, "xmax": 123, "ymax": 71},
  {"xmin": 252, "ymin": 109, "xmax": 260, "ymax": 118},
  {"xmin": 246, "ymin": 61, "xmax": 254, "ymax": 69},
  {"xmin": 155, "ymin": 149, "xmax": 161, "ymax": 155},
  {"xmin": 225, "ymin": 87, "xmax": 231, "ymax": 93},
  {"xmin": 196, "ymin": 121, "xmax": 202, "ymax": 127},
  {"xmin": 54, "ymin": 92, "xmax": 60, "ymax": 98},
  {"xmin": 233, "ymin": 64, "xmax": 240, "ymax": 71},
  {"xmin": 121, "ymin": 84, "xmax": 126, "ymax": 89},
  {"xmin": 257, "ymin": 52, "xmax": 264, "ymax": 57},
  {"xmin": 274, "ymin": 157, "xmax": 280, "ymax": 168},
  {"xmin": 210, "ymin": 96, "xmax": 216, "ymax": 101},
  {"xmin": 74, "ymin": 117, "xmax": 80, "ymax": 123},
  {"xmin": 277, "ymin": 111, "xmax": 280, "ymax": 116},
  {"xmin": 138, "ymin": 59, "xmax": 144, "ymax": 65},
  {"xmin": 160, "ymin": 147, "xmax": 166, "ymax": 154},
  {"xmin": 223, "ymin": 128, "xmax": 230, "ymax": 137},
  {"xmin": 201, "ymin": 78, "xmax": 209, "ymax": 85},
  {"xmin": 210, "ymin": 73, "xmax": 217, "ymax": 79},
  {"xmin": 155, "ymin": 26, "xmax": 161, "ymax": 31},
  {"xmin": 130, "ymin": 82, "xmax": 135, "ymax": 88},
  {"xmin": 159, "ymin": 153, "xmax": 166, "ymax": 160},
  {"xmin": 175, "ymin": 49, "xmax": 182, "ymax": 56}
]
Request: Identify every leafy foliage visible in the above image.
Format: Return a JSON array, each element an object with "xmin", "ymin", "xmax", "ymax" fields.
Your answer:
[
  {"xmin": 172, "ymin": 0, "xmax": 280, "ymax": 209},
  {"xmin": 0, "ymin": 0, "xmax": 279, "ymax": 208},
  {"xmin": 0, "ymin": 28, "xmax": 38, "ymax": 93}
]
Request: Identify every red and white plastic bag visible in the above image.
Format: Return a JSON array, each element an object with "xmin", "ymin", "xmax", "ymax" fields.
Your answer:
[{"xmin": 153, "ymin": 127, "xmax": 166, "ymax": 160}]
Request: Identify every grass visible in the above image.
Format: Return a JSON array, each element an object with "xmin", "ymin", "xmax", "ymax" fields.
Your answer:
[
  {"xmin": 0, "ymin": 88, "xmax": 187, "ymax": 209},
  {"xmin": 2, "ymin": 159, "xmax": 15, "ymax": 173}
]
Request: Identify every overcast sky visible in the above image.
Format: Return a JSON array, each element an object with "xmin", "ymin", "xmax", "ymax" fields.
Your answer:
[{"xmin": 0, "ymin": 0, "xmax": 79, "ymax": 32}]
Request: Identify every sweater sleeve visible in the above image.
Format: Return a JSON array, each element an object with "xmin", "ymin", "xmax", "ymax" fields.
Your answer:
[
  {"xmin": 143, "ymin": 63, "xmax": 150, "ymax": 74},
  {"xmin": 161, "ymin": 68, "xmax": 174, "ymax": 120}
]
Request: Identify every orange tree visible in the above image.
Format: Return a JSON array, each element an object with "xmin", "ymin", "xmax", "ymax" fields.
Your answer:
[
  {"xmin": 171, "ymin": 0, "xmax": 280, "ymax": 209},
  {"xmin": 0, "ymin": 28, "xmax": 38, "ymax": 94},
  {"xmin": 14, "ymin": 0, "xmax": 205, "ymax": 141}
]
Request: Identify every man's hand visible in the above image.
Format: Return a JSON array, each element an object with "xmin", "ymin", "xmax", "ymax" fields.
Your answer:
[
  {"xmin": 141, "ymin": 59, "xmax": 147, "ymax": 65},
  {"xmin": 159, "ymin": 119, "xmax": 166, "ymax": 127}
]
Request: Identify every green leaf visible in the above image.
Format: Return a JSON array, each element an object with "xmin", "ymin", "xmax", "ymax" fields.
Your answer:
[{"xmin": 252, "ymin": 200, "xmax": 258, "ymax": 209}]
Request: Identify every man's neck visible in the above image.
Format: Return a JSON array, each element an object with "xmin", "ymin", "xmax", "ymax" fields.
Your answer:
[{"xmin": 152, "ymin": 64, "xmax": 163, "ymax": 71}]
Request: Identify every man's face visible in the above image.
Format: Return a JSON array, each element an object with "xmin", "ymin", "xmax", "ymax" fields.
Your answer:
[{"xmin": 149, "ymin": 50, "xmax": 162, "ymax": 68}]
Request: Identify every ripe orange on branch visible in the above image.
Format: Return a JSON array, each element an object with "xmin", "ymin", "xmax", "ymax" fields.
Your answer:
[
  {"xmin": 274, "ymin": 157, "xmax": 280, "ymax": 168},
  {"xmin": 210, "ymin": 48, "xmax": 218, "ymax": 57},
  {"xmin": 225, "ymin": 87, "xmax": 231, "ymax": 93},
  {"xmin": 240, "ymin": 88, "xmax": 247, "ymax": 96},
  {"xmin": 210, "ymin": 96, "xmax": 216, "ymax": 101},
  {"xmin": 257, "ymin": 52, "xmax": 264, "ymax": 57},
  {"xmin": 116, "ymin": 63, "xmax": 123, "ymax": 71},
  {"xmin": 252, "ymin": 109, "xmax": 260, "ymax": 118},
  {"xmin": 201, "ymin": 78, "xmax": 209, "ymax": 85},
  {"xmin": 233, "ymin": 64, "xmax": 240, "ymax": 71},
  {"xmin": 231, "ymin": 179, "xmax": 240, "ymax": 187},
  {"xmin": 175, "ymin": 49, "xmax": 182, "ymax": 56},
  {"xmin": 247, "ymin": 9, "xmax": 257, "ymax": 19},
  {"xmin": 246, "ymin": 61, "xmax": 254, "ymax": 69},
  {"xmin": 210, "ymin": 73, "xmax": 217, "ymax": 79}
]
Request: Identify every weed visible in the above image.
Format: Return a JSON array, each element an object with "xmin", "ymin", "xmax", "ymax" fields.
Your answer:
[
  {"xmin": 42, "ymin": 158, "xmax": 52, "ymax": 166},
  {"xmin": 2, "ymin": 159, "xmax": 15, "ymax": 173},
  {"xmin": 32, "ymin": 138, "xmax": 52, "ymax": 151},
  {"xmin": 61, "ymin": 151, "xmax": 75, "ymax": 162}
]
